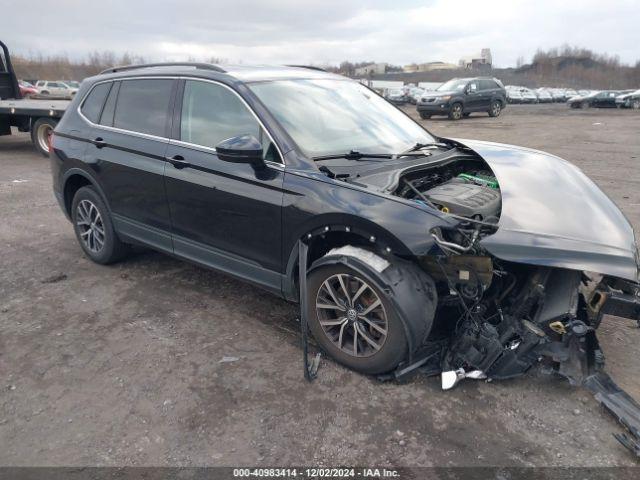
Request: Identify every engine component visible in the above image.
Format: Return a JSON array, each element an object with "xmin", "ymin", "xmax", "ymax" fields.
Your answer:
[
  {"xmin": 457, "ymin": 173, "xmax": 499, "ymax": 189},
  {"xmin": 420, "ymin": 255, "xmax": 493, "ymax": 291},
  {"xmin": 423, "ymin": 177, "xmax": 501, "ymax": 220}
]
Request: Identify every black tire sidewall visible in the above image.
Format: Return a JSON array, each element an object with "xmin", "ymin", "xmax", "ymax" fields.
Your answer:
[
  {"xmin": 71, "ymin": 186, "xmax": 122, "ymax": 264},
  {"xmin": 306, "ymin": 263, "xmax": 408, "ymax": 375}
]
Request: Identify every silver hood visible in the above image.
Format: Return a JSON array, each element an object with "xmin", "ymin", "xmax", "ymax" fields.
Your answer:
[{"xmin": 453, "ymin": 138, "xmax": 639, "ymax": 282}]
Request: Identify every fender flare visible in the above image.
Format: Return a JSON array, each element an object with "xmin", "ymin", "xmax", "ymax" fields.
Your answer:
[
  {"xmin": 61, "ymin": 167, "xmax": 111, "ymax": 215},
  {"xmin": 308, "ymin": 247, "xmax": 438, "ymax": 364}
]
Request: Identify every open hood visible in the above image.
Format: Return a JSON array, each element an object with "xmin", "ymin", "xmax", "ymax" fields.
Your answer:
[{"xmin": 452, "ymin": 138, "xmax": 639, "ymax": 282}]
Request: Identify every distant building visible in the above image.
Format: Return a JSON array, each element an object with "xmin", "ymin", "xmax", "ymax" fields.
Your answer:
[
  {"xmin": 459, "ymin": 48, "xmax": 492, "ymax": 70},
  {"xmin": 354, "ymin": 63, "xmax": 388, "ymax": 76},
  {"xmin": 403, "ymin": 61, "xmax": 459, "ymax": 72}
]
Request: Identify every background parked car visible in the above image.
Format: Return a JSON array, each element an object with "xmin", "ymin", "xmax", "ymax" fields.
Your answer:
[
  {"xmin": 535, "ymin": 88, "xmax": 554, "ymax": 103},
  {"xmin": 616, "ymin": 88, "xmax": 640, "ymax": 109},
  {"xmin": 18, "ymin": 80, "xmax": 37, "ymax": 98},
  {"xmin": 506, "ymin": 86, "xmax": 522, "ymax": 104},
  {"xmin": 407, "ymin": 87, "xmax": 424, "ymax": 105},
  {"xmin": 417, "ymin": 77, "xmax": 506, "ymax": 120},
  {"xmin": 35, "ymin": 80, "xmax": 78, "ymax": 99},
  {"xmin": 568, "ymin": 90, "xmax": 622, "ymax": 108},
  {"xmin": 551, "ymin": 89, "xmax": 567, "ymax": 102},
  {"xmin": 385, "ymin": 88, "xmax": 407, "ymax": 105},
  {"xmin": 518, "ymin": 88, "xmax": 538, "ymax": 104},
  {"xmin": 64, "ymin": 80, "xmax": 81, "ymax": 89}
]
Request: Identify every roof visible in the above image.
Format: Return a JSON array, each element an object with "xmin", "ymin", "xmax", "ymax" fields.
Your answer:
[{"xmin": 95, "ymin": 63, "xmax": 343, "ymax": 83}]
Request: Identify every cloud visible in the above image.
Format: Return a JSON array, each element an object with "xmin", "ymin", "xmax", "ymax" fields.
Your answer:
[{"xmin": 4, "ymin": 0, "xmax": 639, "ymax": 67}]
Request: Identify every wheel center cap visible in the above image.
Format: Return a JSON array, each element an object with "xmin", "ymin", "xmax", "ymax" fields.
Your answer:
[{"xmin": 347, "ymin": 309, "xmax": 358, "ymax": 322}]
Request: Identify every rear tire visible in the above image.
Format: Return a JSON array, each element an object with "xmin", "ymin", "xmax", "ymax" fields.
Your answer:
[
  {"xmin": 448, "ymin": 103, "xmax": 463, "ymax": 120},
  {"xmin": 31, "ymin": 118, "xmax": 58, "ymax": 157},
  {"xmin": 488, "ymin": 100, "xmax": 502, "ymax": 117},
  {"xmin": 71, "ymin": 186, "xmax": 129, "ymax": 265}
]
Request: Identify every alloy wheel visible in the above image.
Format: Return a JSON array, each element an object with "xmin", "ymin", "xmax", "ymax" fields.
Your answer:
[
  {"xmin": 633, "ymin": 100, "xmax": 640, "ymax": 110},
  {"xmin": 451, "ymin": 104, "xmax": 462, "ymax": 120},
  {"xmin": 315, "ymin": 273, "xmax": 388, "ymax": 357},
  {"xmin": 491, "ymin": 102, "xmax": 501, "ymax": 116},
  {"xmin": 76, "ymin": 199, "xmax": 105, "ymax": 253}
]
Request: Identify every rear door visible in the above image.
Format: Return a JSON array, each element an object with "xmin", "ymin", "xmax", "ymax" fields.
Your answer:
[
  {"xmin": 477, "ymin": 79, "xmax": 495, "ymax": 109},
  {"xmin": 163, "ymin": 79, "xmax": 285, "ymax": 292},
  {"xmin": 81, "ymin": 77, "xmax": 176, "ymax": 251}
]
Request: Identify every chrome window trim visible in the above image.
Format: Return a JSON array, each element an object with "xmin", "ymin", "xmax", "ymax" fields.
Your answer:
[{"xmin": 77, "ymin": 75, "xmax": 286, "ymax": 168}]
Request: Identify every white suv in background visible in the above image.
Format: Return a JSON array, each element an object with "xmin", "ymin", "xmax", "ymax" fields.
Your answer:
[{"xmin": 35, "ymin": 80, "xmax": 78, "ymax": 99}]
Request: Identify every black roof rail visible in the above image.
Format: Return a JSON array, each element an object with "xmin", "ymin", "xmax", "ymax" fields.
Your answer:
[
  {"xmin": 99, "ymin": 62, "xmax": 226, "ymax": 75},
  {"xmin": 286, "ymin": 65, "xmax": 327, "ymax": 72}
]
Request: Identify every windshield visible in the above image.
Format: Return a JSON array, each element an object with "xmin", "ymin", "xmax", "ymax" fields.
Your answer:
[
  {"xmin": 249, "ymin": 79, "xmax": 435, "ymax": 158},
  {"xmin": 436, "ymin": 79, "xmax": 468, "ymax": 92}
]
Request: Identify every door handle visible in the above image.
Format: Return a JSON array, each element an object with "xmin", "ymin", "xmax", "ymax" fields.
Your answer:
[
  {"xmin": 165, "ymin": 154, "xmax": 191, "ymax": 169},
  {"xmin": 94, "ymin": 137, "xmax": 106, "ymax": 149}
]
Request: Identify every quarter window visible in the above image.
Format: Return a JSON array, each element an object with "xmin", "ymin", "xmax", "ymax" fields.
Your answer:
[
  {"xmin": 113, "ymin": 79, "xmax": 174, "ymax": 137},
  {"xmin": 81, "ymin": 82, "xmax": 112, "ymax": 124},
  {"xmin": 180, "ymin": 80, "xmax": 261, "ymax": 150},
  {"xmin": 99, "ymin": 81, "xmax": 119, "ymax": 127}
]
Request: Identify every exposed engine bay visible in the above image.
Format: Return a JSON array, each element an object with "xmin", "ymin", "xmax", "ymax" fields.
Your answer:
[{"xmin": 395, "ymin": 163, "xmax": 501, "ymax": 221}]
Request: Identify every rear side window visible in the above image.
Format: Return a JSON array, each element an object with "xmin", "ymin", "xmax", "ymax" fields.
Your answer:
[
  {"xmin": 113, "ymin": 79, "xmax": 174, "ymax": 137},
  {"xmin": 480, "ymin": 79, "xmax": 497, "ymax": 90},
  {"xmin": 81, "ymin": 82, "xmax": 112, "ymax": 123},
  {"xmin": 180, "ymin": 80, "xmax": 260, "ymax": 149}
]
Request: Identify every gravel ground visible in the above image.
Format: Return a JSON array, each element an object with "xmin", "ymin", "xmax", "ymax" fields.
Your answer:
[{"xmin": 1, "ymin": 104, "xmax": 639, "ymax": 467}]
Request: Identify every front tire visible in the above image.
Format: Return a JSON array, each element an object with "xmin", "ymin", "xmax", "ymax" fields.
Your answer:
[
  {"xmin": 581, "ymin": 101, "xmax": 590, "ymax": 109},
  {"xmin": 31, "ymin": 117, "xmax": 58, "ymax": 157},
  {"xmin": 71, "ymin": 186, "xmax": 128, "ymax": 264},
  {"xmin": 419, "ymin": 111, "xmax": 431, "ymax": 119},
  {"xmin": 632, "ymin": 100, "xmax": 640, "ymax": 110},
  {"xmin": 307, "ymin": 264, "xmax": 408, "ymax": 375},
  {"xmin": 448, "ymin": 103, "xmax": 463, "ymax": 120}
]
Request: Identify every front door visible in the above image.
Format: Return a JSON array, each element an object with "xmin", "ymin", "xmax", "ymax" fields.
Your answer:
[
  {"xmin": 163, "ymin": 79, "xmax": 285, "ymax": 292},
  {"xmin": 465, "ymin": 80, "xmax": 482, "ymax": 110}
]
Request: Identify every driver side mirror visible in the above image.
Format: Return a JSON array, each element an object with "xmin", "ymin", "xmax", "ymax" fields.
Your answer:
[{"xmin": 215, "ymin": 135, "xmax": 264, "ymax": 167}]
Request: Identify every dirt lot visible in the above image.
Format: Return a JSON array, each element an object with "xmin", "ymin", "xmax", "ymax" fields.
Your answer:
[{"xmin": 1, "ymin": 104, "xmax": 640, "ymax": 467}]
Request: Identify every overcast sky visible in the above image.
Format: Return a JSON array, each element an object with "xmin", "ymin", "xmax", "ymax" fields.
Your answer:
[{"xmin": 4, "ymin": 0, "xmax": 639, "ymax": 67}]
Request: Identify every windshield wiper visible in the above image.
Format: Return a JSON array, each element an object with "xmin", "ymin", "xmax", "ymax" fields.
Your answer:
[{"xmin": 312, "ymin": 150, "xmax": 394, "ymax": 161}]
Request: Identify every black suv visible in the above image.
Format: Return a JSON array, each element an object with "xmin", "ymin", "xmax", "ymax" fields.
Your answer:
[
  {"xmin": 417, "ymin": 77, "xmax": 506, "ymax": 120},
  {"xmin": 51, "ymin": 64, "xmax": 640, "ymax": 382}
]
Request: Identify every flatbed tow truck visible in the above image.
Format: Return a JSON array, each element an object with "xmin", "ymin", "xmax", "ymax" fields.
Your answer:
[{"xmin": 0, "ymin": 40, "xmax": 69, "ymax": 156}]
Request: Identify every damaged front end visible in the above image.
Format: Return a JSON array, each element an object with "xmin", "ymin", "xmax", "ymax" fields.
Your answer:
[{"xmin": 382, "ymin": 139, "xmax": 640, "ymax": 456}]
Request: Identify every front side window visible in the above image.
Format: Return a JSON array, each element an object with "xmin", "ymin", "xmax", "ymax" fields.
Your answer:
[
  {"xmin": 180, "ymin": 80, "xmax": 261, "ymax": 150},
  {"xmin": 81, "ymin": 82, "xmax": 111, "ymax": 123},
  {"xmin": 113, "ymin": 79, "xmax": 174, "ymax": 137},
  {"xmin": 249, "ymin": 79, "xmax": 435, "ymax": 158}
]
